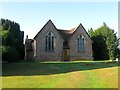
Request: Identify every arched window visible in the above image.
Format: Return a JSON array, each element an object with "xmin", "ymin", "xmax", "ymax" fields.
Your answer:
[
  {"xmin": 77, "ymin": 35, "xmax": 85, "ymax": 52},
  {"xmin": 45, "ymin": 32, "xmax": 55, "ymax": 52}
]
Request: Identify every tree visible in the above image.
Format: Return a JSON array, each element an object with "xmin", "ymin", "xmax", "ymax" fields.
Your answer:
[
  {"xmin": 1, "ymin": 46, "xmax": 19, "ymax": 62},
  {"xmin": 116, "ymin": 48, "xmax": 120, "ymax": 60},
  {"xmin": 88, "ymin": 23, "xmax": 119, "ymax": 60},
  {"xmin": 0, "ymin": 18, "xmax": 25, "ymax": 62},
  {"xmin": 1, "ymin": 30, "xmax": 14, "ymax": 46}
]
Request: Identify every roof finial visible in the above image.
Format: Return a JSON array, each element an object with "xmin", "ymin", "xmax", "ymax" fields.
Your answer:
[{"xmin": 26, "ymin": 35, "xmax": 28, "ymax": 40}]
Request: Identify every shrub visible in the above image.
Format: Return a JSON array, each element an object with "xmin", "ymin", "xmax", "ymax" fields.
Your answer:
[{"xmin": 1, "ymin": 46, "xmax": 19, "ymax": 62}]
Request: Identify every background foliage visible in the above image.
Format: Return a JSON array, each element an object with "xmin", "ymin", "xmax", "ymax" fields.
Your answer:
[
  {"xmin": 88, "ymin": 23, "xmax": 120, "ymax": 60},
  {"xmin": 0, "ymin": 18, "xmax": 24, "ymax": 62}
]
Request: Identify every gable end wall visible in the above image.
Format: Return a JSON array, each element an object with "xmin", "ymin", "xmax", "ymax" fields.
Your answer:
[
  {"xmin": 34, "ymin": 21, "xmax": 64, "ymax": 61},
  {"xmin": 69, "ymin": 24, "xmax": 93, "ymax": 60}
]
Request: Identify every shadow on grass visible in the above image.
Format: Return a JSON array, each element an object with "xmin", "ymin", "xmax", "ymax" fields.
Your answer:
[{"xmin": 2, "ymin": 61, "xmax": 119, "ymax": 76}]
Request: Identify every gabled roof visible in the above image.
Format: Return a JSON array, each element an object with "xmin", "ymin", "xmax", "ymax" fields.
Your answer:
[
  {"xmin": 34, "ymin": 19, "xmax": 57, "ymax": 39},
  {"xmin": 79, "ymin": 23, "xmax": 91, "ymax": 40},
  {"xmin": 33, "ymin": 19, "xmax": 92, "ymax": 42},
  {"xmin": 57, "ymin": 28, "xmax": 76, "ymax": 41}
]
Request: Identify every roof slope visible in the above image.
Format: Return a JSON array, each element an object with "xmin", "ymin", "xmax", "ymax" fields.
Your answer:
[
  {"xmin": 33, "ymin": 20, "xmax": 91, "ymax": 42},
  {"xmin": 34, "ymin": 19, "xmax": 58, "ymax": 39},
  {"xmin": 57, "ymin": 27, "xmax": 76, "ymax": 41}
]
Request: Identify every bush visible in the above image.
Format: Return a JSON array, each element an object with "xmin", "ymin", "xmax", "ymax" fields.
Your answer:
[{"xmin": 1, "ymin": 46, "xmax": 19, "ymax": 62}]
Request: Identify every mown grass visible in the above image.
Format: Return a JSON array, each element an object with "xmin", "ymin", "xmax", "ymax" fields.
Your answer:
[{"xmin": 2, "ymin": 60, "xmax": 119, "ymax": 88}]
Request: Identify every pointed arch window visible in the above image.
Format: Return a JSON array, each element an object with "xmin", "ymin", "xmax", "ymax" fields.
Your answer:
[
  {"xmin": 77, "ymin": 35, "xmax": 85, "ymax": 52},
  {"xmin": 45, "ymin": 32, "xmax": 55, "ymax": 52}
]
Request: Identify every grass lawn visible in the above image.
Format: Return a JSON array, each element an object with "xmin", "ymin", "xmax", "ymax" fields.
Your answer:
[{"xmin": 2, "ymin": 60, "xmax": 119, "ymax": 88}]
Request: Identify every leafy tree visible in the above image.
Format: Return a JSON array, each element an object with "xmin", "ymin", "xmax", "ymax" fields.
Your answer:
[
  {"xmin": 0, "ymin": 18, "xmax": 25, "ymax": 62},
  {"xmin": 88, "ymin": 23, "xmax": 119, "ymax": 60},
  {"xmin": 1, "ymin": 46, "xmax": 19, "ymax": 62},
  {"xmin": 1, "ymin": 30, "xmax": 14, "ymax": 46},
  {"xmin": 116, "ymin": 48, "xmax": 120, "ymax": 60}
]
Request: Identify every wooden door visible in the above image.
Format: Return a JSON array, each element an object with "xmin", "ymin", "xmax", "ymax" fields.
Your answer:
[{"xmin": 63, "ymin": 49, "xmax": 69, "ymax": 61}]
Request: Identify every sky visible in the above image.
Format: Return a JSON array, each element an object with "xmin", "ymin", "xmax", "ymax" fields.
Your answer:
[{"xmin": 0, "ymin": 2, "xmax": 118, "ymax": 42}]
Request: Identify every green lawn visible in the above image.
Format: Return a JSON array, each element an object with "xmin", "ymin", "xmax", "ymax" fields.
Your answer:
[{"xmin": 2, "ymin": 61, "xmax": 119, "ymax": 88}]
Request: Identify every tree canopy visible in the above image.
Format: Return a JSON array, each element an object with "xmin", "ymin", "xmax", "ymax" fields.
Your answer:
[
  {"xmin": 0, "ymin": 18, "xmax": 24, "ymax": 62},
  {"xmin": 88, "ymin": 23, "xmax": 119, "ymax": 60}
]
